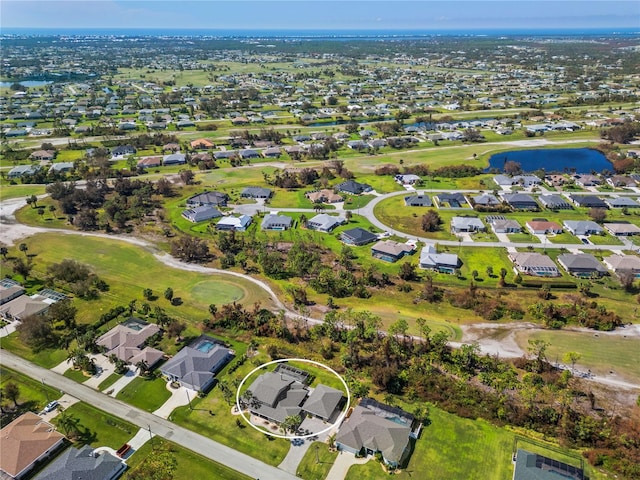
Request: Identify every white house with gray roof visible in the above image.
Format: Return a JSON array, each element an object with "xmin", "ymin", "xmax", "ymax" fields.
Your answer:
[
  {"xmin": 557, "ymin": 254, "xmax": 607, "ymax": 277},
  {"xmin": 34, "ymin": 445, "xmax": 126, "ymax": 480},
  {"xmin": 261, "ymin": 213, "xmax": 293, "ymax": 231},
  {"xmin": 160, "ymin": 335, "xmax": 233, "ymax": 391},
  {"xmin": 307, "ymin": 213, "xmax": 345, "ymax": 232},
  {"xmin": 563, "ymin": 220, "xmax": 603, "ymax": 236}
]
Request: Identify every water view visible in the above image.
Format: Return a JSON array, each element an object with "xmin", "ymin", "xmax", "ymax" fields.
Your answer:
[{"xmin": 486, "ymin": 148, "xmax": 612, "ymax": 173}]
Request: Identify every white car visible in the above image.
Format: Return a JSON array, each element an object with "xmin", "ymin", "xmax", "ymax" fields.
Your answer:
[{"xmin": 43, "ymin": 400, "xmax": 59, "ymax": 413}]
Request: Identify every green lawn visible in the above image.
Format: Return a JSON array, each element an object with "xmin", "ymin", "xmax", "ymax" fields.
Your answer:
[
  {"xmin": 507, "ymin": 232, "xmax": 540, "ymax": 243},
  {"xmin": 63, "ymin": 368, "xmax": 89, "ymax": 383},
  {"xmin": 97, "ymin": 372, "xmax": 122, "ymax": 391},
  {"xmin": 514, "ymin": 329, "xmax": 640, "ymax": 383},
  {"xmin": 0, "ymin": 366, "xmax": 62, "ymax": 412},
  {"xmin": 123, "ymin": 437, "xmax": 252, "ymax": 480},
  {"xmin": 296, "ymin": 442, "xmax": 338, "ymax": 480},
  {"xmin": 0, "ymin": 184, "xmax": 46, "ymax": 201},
  {"xmin": 115, "ymin": 376, "xmax": 171, "ymax": 412},
  {"xmin": 12, "ymin": 233, "xmax": 276, "ymax": 326},
  {"xmin": 53, "ymin": 402, "xmax": 137, "ymax": 449},
  {"xmin": 345, "ymin": 406, "xmax": 607, "ymax": 480},
  {"xmin": 547, "ymin": 232, "xmax": 582, "ymax": 245},
  {"xmin": 1, "ymin": 333, "xmax": 68, "ymax": 368}
]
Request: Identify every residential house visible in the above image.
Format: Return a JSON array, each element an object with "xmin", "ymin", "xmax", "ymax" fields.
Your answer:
[
  {"xmin": 160, "ymin": 335, "xmax": 234, "ymax": 391},
  {"xmin": 545, "ymin": 174, "xmax": 567, "ymax": 187},
  {"xmin": 110, "ymin": 145, "xmax": 136, "ymax": 157},
  {"xmin": 606, "ymin": 175, "xmax": 636, "ymax": 188},
  {"xmin": 371, "ymin": 240, "xmax": 415, "ymax": 262},
  {"xmin": 394, "ymin": 174, "xmax": 421, "ymax": 185},
  {"xmin": 0, "ymin": 279, "xmax": 25, "ymax": 306},
  {"xmin": 182, "ymin": 205, "xmax": 223, "ymax": 223},
  {"xmin": 336, "ymin": 398, "xmax": 420, "ymax": 467},
  {"xmin": 489, "ymin": 218, "xmax": 521, "ymax": 233},
  {"xmin": 0, "ymin": 412, "xmax": 66, "ymax": 480},
  {"xmin": 404, "ymin": 194, "xmax": 432, "ymax": 207},
  {"xmin": 603, "ymin": 255, "xmax": 640, "ymax": 277},
  {"xmin": 239, "ymin": 149, "xmax": 260, "ymax": 159},
  {"xmin": 137, "ymin": 157, "xmax": 162, "ymax": 169},
  {"xmin": 570, "ymin": 195, "xmax": 608, "ymax": 209},
  {"xmin": 574, "ymin": 174, "xmax": 602, "ymax": 187},
  {"xmin": 501, "ymin": 193, "xmax": 539, "ymax": 210},
  {"xmin": 186, "ymin": 191, "xmax": 228, "ymax": 207},
  {"xmin": 335, "ymin": 180, "xmax": 372, "ymax": 195},
  {"xmin": 302, "ymin": 384, "xmax": 345, "ymax": 421},
  {"xmin": 563, "ymin": 220, "xmax": 603, "ymax": 236},
  {"xmin": 214, "ymin": 150, "xmax": 237, "ymax": 160},
  {"xmin": 240, "ymin": 187, "xmax": 272, "ymax": 199},
  {"xmin": 263, "ymin": 147, "xmax": 282, "ymax": 158},
  {"xmin": 450, "ymin": 216, "xmax": 485, "ymax": 233},
  {"xmin": 493, "ymin": 174, "xmax": 541, "ymax": 187},
  {"xmin": 419, "ymin": 245, "xmax": 460, "ymax": 274},
  {"xmin": 306, "ymin": 214, "xmax": 345, "ymax": 232},
  {"xmin": 471, "ymin": 193, "xmax": 500, "ymax": 208},
  {"xmin": 526, "ymin": 220, "xmax": 563, "ymax": 235},
  {"xmin": 513, "ymin": 449, "xmax": 583, "ymax": 480},
  {"xmin": 261, "ymin": 213, "xmax": 293, "ymax": 231},
  {"xmin": 8, "ymin": 165, "xmax": 40, "ymax": 179},
  {"xmin": 509, "ymin": 252, "xmax": 560, "ymax": 277},
  {"xmin": 162, "ymin": 153, "xmax": 187, "ymax": 166},
  {"xmin": 190, "ymin": 138, "xmax": 215, "ymax": 149},
  {"xmin": 539, "ymin": 194, "xmax": 572, "ymax": 210},
  {"xmin": 306, "ymin": 189, "xmax": 343, "ymax": 204},
  {"xmin": 48, "ymin": 162, "xmax": 75, "ymax": 174},
  {"xmin": 605, "ymin": 197, "xmax": 640, "ymax": 208},
  {"xmin": 216, "ymin": 215, "xmax": 252, "ymax": 231},
  {"xmin": 29, "ymin": 150, "xmax": 55, "ymax": 161},
  {"xmin": 434, "ymin": 192, "xmax": 468, "ymax": 209},
  {"xmin": 34, "ymin": 445, "xmax": 126, "ymax": 480},
  {"xmin": 557, "ymin": 254, "xmax": 607, "ymax": 277},
  {"xmin": 341, "ymin": 228, "xmax": 378, "ymax": 246},
  {"xmin": 96, "ymin": 317, "xmax": 164, "ymax": 367},
  {"xmin": 604, "ymin": 222, "xmax": 640, "ymax": 236},
  {"xmin": 0, "ymin": 294, "xmax": 50, "ymax": 321}
]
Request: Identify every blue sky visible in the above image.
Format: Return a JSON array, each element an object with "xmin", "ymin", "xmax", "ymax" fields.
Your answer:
[{"xmin": 2, "ymin": 1, "xmax": 638, "ymax": 30}]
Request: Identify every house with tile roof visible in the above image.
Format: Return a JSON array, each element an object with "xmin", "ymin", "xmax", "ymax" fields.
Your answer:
[
  {"xmin": 0, "ymin": 412, "xmax": 66, "ymax": 480},
  {"xmin": 509, "ymin": 252, "xmax": 560, "ymax": 277},
  {"xmin": 96, "ymin": 318, "xmax": 164, "ymax": 367}
]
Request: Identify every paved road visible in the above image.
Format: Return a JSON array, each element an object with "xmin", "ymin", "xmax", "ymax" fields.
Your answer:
[{"xmin": 0, "ymin": 349, "xmax": 296, "ymax": 480}]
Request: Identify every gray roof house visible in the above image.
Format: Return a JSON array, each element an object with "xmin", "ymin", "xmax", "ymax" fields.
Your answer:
[
  {"xmin": 371, "ymin": 240, "xmax": 415, "ymax": 262},
  {"xmin": 8, "ymin": 165, "xmax": 40, "ymax": 179},
  {"xmin": 603, "ymin": 254, "xmax": 640, "ymax": 276},
  {"xmin": 186, "ymin": 191, "xmax": 228, "ymax": 207},
  {"xmin": 570, "ymin": 195, "xmax": 608, "ymax": 209},
  {"xmin": 34, "ymin": 445, "xmax": 126, "ymax": 480},
  {"xmin": 419, "ymin": 245, "xmax": 460, "ymax": 274},
  {"xmin": 48, "ymin": 162, "xmax": 75, "ymax": 174},
  {"xmin": 302, "ymin": 384, "xmax": 344, "ymax": 421},
  {"xmin": 539, "ymin": 194, "xmax": 573, "ymax": 210},
  {"xmin": 162, "ymin": 153, "xmax": 187, "ymax": 165},
  {"xmin": 182, "ymin": 205, "xmax": 223, "ymax": 223},
  {"xmin": 501, "ymin": 193, "xmax": 539, "ymax": 210},
  {"xmin": 336, "ymin": 180, "xmax": 373, "ymax": 195},
  {"xmin": 563, "ymin": 220, "xmax": 603, "ymax": 236},
  {"xmin": 557, "ymin": 253, "xmax": 607, "ymax": 277},
  {"xmin": 160, "ymin": 335, "xmax": 234, "ymax": 391},
  {"xmin": 603, "ymin": 222, "xmax": 640, "ymax": 236},
  {"xmin": 335, "ymin": 398, "xmax": 419, "ymax": 467},
  {"xmin": 240, "ymin": 187, "xmax": 272, "ymax": 199},
  {"xmin": 471, "ymin": 193, "xmax": 501, "ymax": 208},
  {"xmin": 261, "ymin": 213, "xmax": 293, "ymax": 231},
  {"xmin": 216, "ymin": 215, "xmax": 252, "ymax": 231},
  {"xmin": 451, "ymin": 216, "xmax": 485, "ymax": 233},
  {"xmin": 404, "ymin": 195, "xmax": 432, "ymax": 207},
  {"xmin": 605, "ymin": 197, "xmax": 640, "ymax": 208},
  {"xmin": 489, "ymin": 218, "xmax": 521, "ymax": 233},
  {"xmin": 513, "ymin": 449, "xmax": 583, "ymax": 480},
  {"xmin": 0, "ymin": 279, "xmax": 25, "ymax": 305},
  {"xmin": 509, "ymin": 252, "xmax": 560, "ymax": 277},
  {"xmin": 493, "ymin": 174, "xmax": 541, "ymax": 187},
  {"xmin": 434, "ymin": 192, "xmax": 468, "ymax": 209},
  {"xmin": 307, "ymin": 214, "xmax": 344, "ymax": 232},
  {"xmin": 341, "ymin": 228, "xmax": 378, "ymax": 246},
  {"xmin": 395, "ymin": 174, "xmax": 421, "ymax": 185}
]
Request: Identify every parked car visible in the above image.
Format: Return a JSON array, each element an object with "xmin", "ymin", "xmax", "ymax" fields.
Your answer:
[{"xmin": 43, "ymin": 400, "xmax": 59, "ymax": 413}]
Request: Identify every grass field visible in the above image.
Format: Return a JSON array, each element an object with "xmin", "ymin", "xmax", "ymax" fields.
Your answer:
[
  {"xmin": 296, "ymin": 441, "xmax": 339, "ymax": 480},
  {"xmin": 345, "ymin": 405, "xmax": 607, "ymax": 480},
  {"xmin": 123, "ymin": 437, "xmax": 251, "ymax": 480},
  {"xmin": 12, "ymin": 233, "xmax": 276, "ymax": 326},
  {"xmin": 0, "ymin": 184, "xmax": 46, "ymax": 201},
  {"xmin": 0, "ymin": 366, "xmax": 62, "ymax": 411},
  {"xmin": 1, "ymin": 333, "xmax": 68, "ymax": 368},
  {"xmin": 514, "ymin": 329, "xmax": 640, "ymax": 383},
  {"xmin": 97, "ymin": 372, "xmax": 122, "ymax": 391},
  {"xmin": 54, "ymin": 402, "xmax": 137, "ymax": 449},
  {"xmin": 115, "ymin": 375, "xmax": 172, "ymax": 412},
  {"xmin": 63, "ymin": 368, "xmax": 89, "ymax": 383}
]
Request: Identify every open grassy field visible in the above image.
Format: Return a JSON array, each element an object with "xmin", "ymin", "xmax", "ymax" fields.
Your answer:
[
  {"xmin": 123, "ymin": 437, "xmax": 252, "ymax": 480},
  {"xmin": 115, "ymin": 375, "xmax": 172, "ymax": 412},
  {"xmin": 12, "ymin": 233, "xmax": 276, "ymax": 326},
  {"xmin": 345, "ymin": 405, "xmax": 607, "ymax": 480},
  {"xmin": 0, "ymin": 184, "xmax": 46, "ymax": 201},
  {"xmin": 0, "ymin": 366, "xmax": 62, "ymax": 410},
  {"xmin": 514, "ymin": 329, "xmax": 640, "ymax": 383},
  {"xmin": 296, "ymin": 441, "xmax": 339, "ymax": 480},
  {"xmin": 53, "ymin": 402, "xmax": 137, "ymax": 448},
  {"xmin": 1, "ymin": 333, "xmax": 68, "ymax": 368}
]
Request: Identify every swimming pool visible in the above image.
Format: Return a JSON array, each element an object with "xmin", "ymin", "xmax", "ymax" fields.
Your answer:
[{"xmin": 195, "ymin": 340, "xmax": 216, "ymax": 353}]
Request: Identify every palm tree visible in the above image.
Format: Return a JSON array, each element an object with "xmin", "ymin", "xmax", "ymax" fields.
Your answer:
[
  {"xmin": 48, "ymin": 204, "xmax": 57, "ymax": 219},
  {"xmin": 0, "ymin": 247, "xmax": 8, "ymax": 260},
  {"xmin": 135, "ymin": 360, "xmax": 150, "ymax": 376},
  {"xmin": 18, "ymin": 243, "xmax": 28, "ymax": 257}
]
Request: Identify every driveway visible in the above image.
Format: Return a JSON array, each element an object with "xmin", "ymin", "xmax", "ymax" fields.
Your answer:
[
  {"xmin": 153, "ymin": 382, "xmax": 194, "ymax": 419},
  {"xmin": 325, "ymin": 451, "xmax": 370, "ymax": 480},
  {"xmin": 278, "ymin": 438, "xmax": 312, "ymax": 475},
  {"xmin": 51, "ymin": 358, "xmax": 70, "ymax": 375},
  {"xmin": 83, "ymin": 354, "xmax": 116, "ymax": 389},
  {"xmin": 106, "ymin": 366, "xmax": 138, "ymax": 396},
  {"xmin": 39, "ymin": 393, "xmax": 80, "ymax": 422},
  {"xmin": 0, "ymin": 321, "xmax": 17, "ymax": 338}
]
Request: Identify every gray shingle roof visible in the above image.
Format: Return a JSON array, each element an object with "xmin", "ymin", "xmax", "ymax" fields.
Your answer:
[
  {"xmin": 302, "ymin": 385, "xmax": 343, "ymax": 420},
  {"xmin": 34, "ymin": 445, "xmax": 125, "ymax": 480}
]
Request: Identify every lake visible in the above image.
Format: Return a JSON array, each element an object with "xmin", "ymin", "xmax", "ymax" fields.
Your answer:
[
  {"xmin": 486, "ymin": 148, "xmax": 612, "ymax": 174},
  {"xmin": 0, "ymin": 80, "xmax": 53, "ymax": 88}
]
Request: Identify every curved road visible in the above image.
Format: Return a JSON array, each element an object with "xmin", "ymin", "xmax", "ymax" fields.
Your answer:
[{"xmin": 0, "ymin": 350, "xmax": 297, "ymax": 480}]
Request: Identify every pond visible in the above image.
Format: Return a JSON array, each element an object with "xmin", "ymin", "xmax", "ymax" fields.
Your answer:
[
  {"xmin": 486, "ymin": 148, "xmax": 612, "ymax": 174},
  {"xmin": 0, "ymin": 80, "xmax": 53, "ymax": 88}
]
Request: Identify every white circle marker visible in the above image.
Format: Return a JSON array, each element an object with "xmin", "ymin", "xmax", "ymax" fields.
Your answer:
[{"xmin": 235, "ymin": 358, "xmax": 351, "ymax": 440}]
